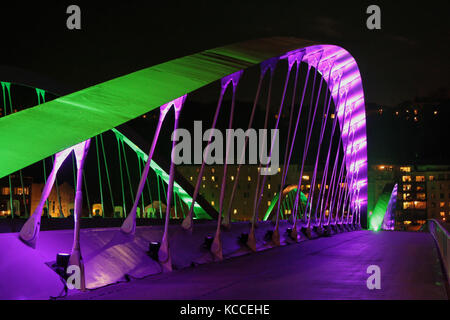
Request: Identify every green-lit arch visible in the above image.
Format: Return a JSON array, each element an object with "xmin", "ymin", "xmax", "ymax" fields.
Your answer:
[
  {"xmin": 263, "ymin": 185, "xmax": 308, "ymax": 221},
  {"xmin": 0, "ymin": 37, "xmax": 317, "ymax": 179},
  {"xmin": 369, "ymin": 183, "xmax": 397, "ymax": 231},
  {"xmin": 0, "ymin": 81, "xmax": 212, "ymax": 220}
]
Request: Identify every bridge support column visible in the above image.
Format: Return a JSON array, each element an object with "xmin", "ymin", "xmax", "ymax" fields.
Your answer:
[
  {"xmin": 19, "ymin": 144, "xmax": 81, "ymax": 247},
  {"xmin": 212, "ymin": 71, "xmax": 242, "ymax": 260},
  {"xmin": 313, "ymin": 225, "xmax": 324, "ymax": 237},
  {"xmin": 323, "ymin": 224, "xmax": 333, "ymax": 236},
  {"xmin": 69, "ymin": 139, "xmax": 91, "ymax": 291},
  {"xmin": 158, "ymin": 233, "xmax": 172, "ymax": 272},
  {"xmin": 272, "ymin": 226, "xmax": 280, "ymax": 246},
  {"xmin": 121, "ymin": 102, "xmax": 171, "ymax": 235}
]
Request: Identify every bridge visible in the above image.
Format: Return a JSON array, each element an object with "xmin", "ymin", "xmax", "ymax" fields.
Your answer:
[{"xmin": 0, "ymin": 37, "xmax": 448, "ymax": 300}]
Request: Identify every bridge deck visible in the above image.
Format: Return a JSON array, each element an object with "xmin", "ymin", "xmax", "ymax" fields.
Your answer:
[{"xmin": 66, "ymin": 230, "xmax": 448, "ymax": 300}]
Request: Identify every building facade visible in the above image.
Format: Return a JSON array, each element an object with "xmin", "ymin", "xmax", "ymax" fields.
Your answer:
[
  {"xmin": 1, "ymin": 174, "xmax": 78, "ymax": 219},
  {"xmin": 368, "ymin": 164, "xmax": 450, "ymax": 230},
  {"xmin": 177, "ymin": 164, "xmax": 326, "ymax": 222}
]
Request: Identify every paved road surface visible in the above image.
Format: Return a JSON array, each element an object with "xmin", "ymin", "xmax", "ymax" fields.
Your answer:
[{"xmin": 66, "ymin": 230, "xmax": 448, "ymax": 300}]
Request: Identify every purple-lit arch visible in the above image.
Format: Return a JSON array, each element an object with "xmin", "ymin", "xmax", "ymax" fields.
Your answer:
[{"xmin": 278, "ymin": 45, "xmax": 368, "ymax": 227}]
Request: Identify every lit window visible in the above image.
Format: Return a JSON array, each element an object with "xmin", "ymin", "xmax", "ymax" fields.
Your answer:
[
  {"xmin": 402, "ymin": 176, "xmax": 412, "ymax": 182},
  {"xmin": 417, "ymin": 193, "xmax": 426, "ymax": 200},
  {"xmin": 403, "ymin": 184, "xmax": 412, "ymax": 191},
  {"xmin": 415, "ymin": 176, "xmax": 425, "ymax": 182},
  {"xmin": 1, "ymin": 187, "xmax": 10, "ymax": 195},
  {"xmin": 302, "ymin": 175, "xmax": 310, "ymax": 180},
  {"xmin": 400, "ymin": 167, "xmax": 411, "ymax": 173},
  {"xmin": 211, "ymin": 201, "xmax": 215, "ymax": 206},
  {"xmin": 211, "ymin": 168, "xmax": 215, "ymax": 173},
  {"xmin": 278, "ymin": 167, "xmax": 281, "ymax": 173},
  {"xmin": 233, "ymin": 209, "xmax": 237, "ymax": 215},
  {"xmin": 378, "ymin": 165, "xmax": 385, "ymax": 170},
  {"xmin": 440, "ymin": 212, "xmax": 445, "ymax": 217},
  {"xmin": 268, "ymin": 184, "xmax": 271, "ymax": 190},
  {"xmin": 231, "ymin": 176, "xmax": 235, "ymax": 181},
  {"xmin": 267, "ymin": 201, "xmax": 271, "ymax": 206},
  {"xmin": 429, "ymin": 175, "xmax": 434, "ymax": 181},
  {"xmin": 330, "ymin": 113, "xmax": 335, "ymax": 119},
  {"xmin": 190, "ymin": 176, "xmax": 193, "ymax": 181},
  {"xmin": 202, "ymin": 176, "xmax": 206, "ymax": 181},
  {"xmin": 211, "ymin": 176, "xmax": 215, "ymax": 182},
  {"xmin": 440, "ymin": 202, "xmax": 445, "ymax": 208},
  {"xmin": 202, "ymin": 184, "xmax": 206, "ymax": 188},
  {"xmin": 248, "ymin": 176, "xmax": 251, "ymax": 181},
  {"xmin": 403, "ymin": 202, "xmax": 414, "ymax": 209}
]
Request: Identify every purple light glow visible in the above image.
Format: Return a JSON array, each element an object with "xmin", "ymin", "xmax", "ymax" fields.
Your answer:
[
  {"xmin": 121, "ymin": 95, "xmax": 186, "ymax": 235},
  {"xmin": 297, "ymin": 45, "xmax": 368, "ymax": 226}
]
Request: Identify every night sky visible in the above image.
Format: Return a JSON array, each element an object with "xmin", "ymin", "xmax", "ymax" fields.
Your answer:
[{"xmin": 0, "ymin": 1, "xmax": 449, "ymax": 107}]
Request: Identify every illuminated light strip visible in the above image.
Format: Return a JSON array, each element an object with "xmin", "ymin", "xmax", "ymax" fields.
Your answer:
[{"xmin": 331, "ymin": 57, "xmax": 356, "ymax": 75}]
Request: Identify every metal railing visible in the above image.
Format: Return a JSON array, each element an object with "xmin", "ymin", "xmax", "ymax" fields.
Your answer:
[{"xmin": 427, "ymin": 219, "xmax": 450, "ymax": 284}]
